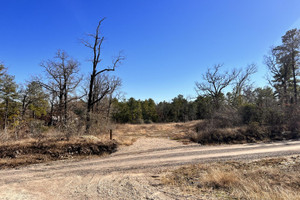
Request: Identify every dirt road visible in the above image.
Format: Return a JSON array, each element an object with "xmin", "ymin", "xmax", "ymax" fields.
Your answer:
[{"xmin": 1, "ymin": 138, "xmax": 300, "ymax": 200}]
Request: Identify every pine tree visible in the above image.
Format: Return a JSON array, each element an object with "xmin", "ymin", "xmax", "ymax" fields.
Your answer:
[
  {"xmin": 20, "ymin": 81, "xmax": 48, "ymax": 119},
  {"xmin": 127, "ymin": 98, "xmax": 143, "ymax": 123},
  {"xmin": 267, "ymin": 29, "xmax": 300, "ymax": 105},
  {"xmin": 147, "ymin": 98, "xmax": 158, "ymax": 122},
  {"xmin": 0, "ymin": 73, "xmax": 19, "ymax": 130}
]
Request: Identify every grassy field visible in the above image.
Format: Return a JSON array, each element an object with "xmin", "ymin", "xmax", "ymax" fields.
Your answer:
[
  {"xmin": 162, "ymin": 156, "xmax": 300, "ymax": 200},
  {"xmin": 113, "ymin": 120, "xmax": 199, "ymax": 144}
]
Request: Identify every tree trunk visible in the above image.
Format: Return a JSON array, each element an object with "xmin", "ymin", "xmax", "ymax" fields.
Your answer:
[
  {"xmin": 86, "ymin": 73, "xmax": 95, "ymax": 132},
  {"xmin": 106, "ymin": 94, "xmax": 113, "ymax": 124},
  {"xmin": 59, "ymin": 91, "xmax": 64, "ymax": 124},
  {"xmin": 64, "ymin": 91, "xmax": 68, "ymax": 127},
  {"xmin": 292, "ymin": 53, "xmax": 298, "ymax": 104},
  {"xmin": 4, "ymin": 99, "xmax": 8, "ymax": 130},
  {"xmin": 21, "ymin": 95, "xmax": 26, "ymax": 120}
]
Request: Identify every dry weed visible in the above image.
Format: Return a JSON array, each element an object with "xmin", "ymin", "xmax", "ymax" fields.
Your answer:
[
  {"xmin": 114, "ymin": 120, "xmax": 200, "ymax": 143},
  {"xmin": 163, "ymin": 156, "xmax": 300, "ymax": 200}
]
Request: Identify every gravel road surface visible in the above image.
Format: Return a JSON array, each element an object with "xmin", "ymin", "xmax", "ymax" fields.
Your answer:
[{"xmin": 1, "ymin": 138, "xmax": 300, "ymax": 200}]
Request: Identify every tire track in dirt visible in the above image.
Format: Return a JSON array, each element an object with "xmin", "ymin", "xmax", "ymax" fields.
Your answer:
[{"xmin": 1, "ymin": 139, "xmax": 300, "ymax": 199}]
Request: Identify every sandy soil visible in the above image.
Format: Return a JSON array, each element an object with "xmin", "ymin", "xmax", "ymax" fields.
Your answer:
[{"xmin": 1, "ymin": 138, "xmax": 300, "ymax": 199}]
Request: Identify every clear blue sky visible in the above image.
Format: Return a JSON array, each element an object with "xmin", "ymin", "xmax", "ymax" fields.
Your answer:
[{"xmin": 1, "ymin": 0, "xmax": 300, "ymax": 102}]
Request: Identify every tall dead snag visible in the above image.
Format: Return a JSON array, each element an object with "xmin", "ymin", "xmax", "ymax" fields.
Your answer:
[{"xmin": 82, "ymin": 18, "xmax": 124, "ymax": 132}]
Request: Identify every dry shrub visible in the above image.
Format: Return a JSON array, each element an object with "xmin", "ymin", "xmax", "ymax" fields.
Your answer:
[
  {"xmin": 191, "ymin": 119, "xmax": 298, "ymax": 144},
  {"xmin": 286, "ymin": 106, "xmax": 300, "ymax": 133},
  {"xmin": 200, "ymin": 169, "xmax": 239, "ymax": 190},
  {"xmin": 212, "ymin": 106, "xmax": 242, "ymax": 128},
  {"xmin": 191, "ymin": 125, "xmax": 247, "ymax": 144},
  {"xmin": 0, "ymin": 130, "xmax": 8, "ymax": 142},
  {"xmin": 190, "ymin": 104, "xmax": 300, "ymax": 145},
  {"xmin": 0, "ymin": 120, "xmax": 49, "ymax": 142},
  {"xmin": 244, "ymin": 122, "xmax": 268, "ymax": 142},
  {"xmin": 28, "ymin": 119, "xmax": 49, "ymax": 137},
  {"xmin": 163, "ymin": 156, "xmax": 300, "ymax": 200}
]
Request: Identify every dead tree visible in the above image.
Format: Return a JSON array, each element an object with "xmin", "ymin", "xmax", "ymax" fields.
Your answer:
[
  {"xmin": 82, "ymin": 18, "xmax": 124, "ymax": 132},
  {"xmin": 195, "ymin": 64, "xmax": 239, "ymax": 109}
]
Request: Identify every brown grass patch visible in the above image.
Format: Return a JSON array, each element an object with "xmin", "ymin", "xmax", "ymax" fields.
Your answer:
[
  {"xmin": 162, "ymin": 156, "xmax": 300, "ymax": 200},
  {"xmin": 114, "ymin": 120, "xmax": 200, "ymax": 144}
]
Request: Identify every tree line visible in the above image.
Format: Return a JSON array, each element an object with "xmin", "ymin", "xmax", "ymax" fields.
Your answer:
[
  {"xmin": 0, "ymin": 23, "xmax": 299, "ymax": 139},
  {"xmin": 0, "ymin": 18, "xmax": 123, "ymax": 139},
  {"xmin": 113, "ymin": 28, "xmax": 300, "ymax": 134}
]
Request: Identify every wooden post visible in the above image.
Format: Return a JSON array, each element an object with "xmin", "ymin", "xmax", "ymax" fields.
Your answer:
[{"xmin": 110, "ymin": 129, "xmax": 113, "ymax": 140}]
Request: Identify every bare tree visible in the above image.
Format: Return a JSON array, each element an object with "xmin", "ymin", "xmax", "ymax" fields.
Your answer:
[
  {"xmin": 82, "ymin": 18, "xmax": 124, "ymax": 132},
  {"xmin": 91, "ymin": 75, "xmax": 120, "ymax": 110},
  {"xmin": 40, "ymin": 50, "xmax": 82, "ymax": 127},
  {"xmin": 231, "ymin": 64, "xmax": 257, "ymax": 106},
  {"xmin": 195, "ymin": 64, "xmax": 239, "ymax": 109},
  {"xmin": 94, "ymin": 75, "xmax": 121, "ymax": 123}
]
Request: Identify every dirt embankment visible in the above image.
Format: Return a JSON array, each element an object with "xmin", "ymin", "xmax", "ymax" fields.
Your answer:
[{"xmin": 0, "ymin": 136, "xmax": 117, "ymax": 169}]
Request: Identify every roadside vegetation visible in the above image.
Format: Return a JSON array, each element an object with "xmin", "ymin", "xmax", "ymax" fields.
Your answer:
[
  {"xmin": 162, "ymin": 156, "xmax": 300, "ymax": 200},
  {"xmin": 0, "ymin": 135, "xmax": 117, "ymax": 169},
  {"xmin": 0, "ymin": 19, "xmax": 299, "ymax": 168}
]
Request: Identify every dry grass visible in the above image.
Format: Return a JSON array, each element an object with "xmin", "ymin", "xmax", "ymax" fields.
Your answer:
[
  {"xmin": 162, "ymin": 156, "xmax": 300, "ymax": 200},
  {"xmin": 0, "ymin": 135, "xmax": 117, "ymax": 169},
  {"xmin": 114, "ymin": 120, "xmax": 200, "ymax": 144},
  {"xmin": 0, "ymin": 120, "xmax": 199, "ymax": 169}
]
